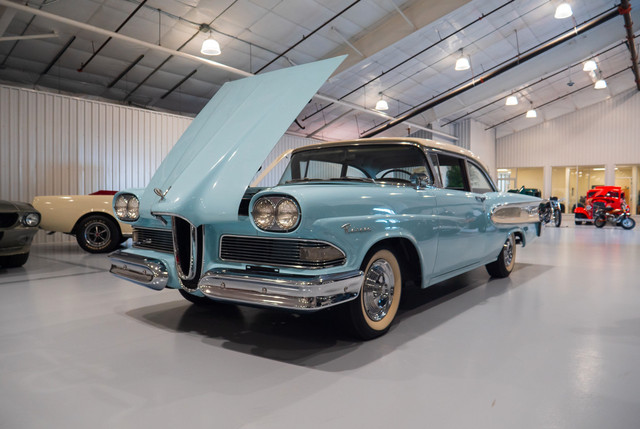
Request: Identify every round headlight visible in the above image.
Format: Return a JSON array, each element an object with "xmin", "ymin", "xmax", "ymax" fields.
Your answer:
[
  {"xmin": 115, "ymin": 195, "xmax": 129, "ymax": 220},
  {"xmin": 252, "ymin": 198, "xmax": 275, "ymax": 230},
  {"xmin": 275, "ymin": 199, "xmax": 299, "ymax": 230},
  {"xmin": 126, "ymin": 196, "xmax": 139, "ymax": 220},
  {"xmin": 23, "ymin": 212, "xmax": 40, "ymax": 227}
]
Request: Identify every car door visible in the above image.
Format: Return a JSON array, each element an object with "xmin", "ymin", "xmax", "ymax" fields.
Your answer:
[{"xmin": 430, "ymin": 152, "xmax": 486, "ymax": 276}]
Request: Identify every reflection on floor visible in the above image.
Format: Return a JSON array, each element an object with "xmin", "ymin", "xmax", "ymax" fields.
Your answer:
[{"xmin": 1, "ymin": 225, "xmax": 640, "ymax": 428}]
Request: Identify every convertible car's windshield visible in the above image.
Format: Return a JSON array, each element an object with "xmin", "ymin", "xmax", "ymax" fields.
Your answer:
[{"xmin": 279, "ymin": 144, "xmax": 431, "ymax": 185}]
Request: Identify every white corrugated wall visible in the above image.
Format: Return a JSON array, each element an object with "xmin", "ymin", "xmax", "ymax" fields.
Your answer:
[
  {"xmin": 0, "ymin": 85, "xmax": 318, "ymax": 243},
  {"xmin": 497, "ymin": 89, "xmax": 640, "ymax": 167}
]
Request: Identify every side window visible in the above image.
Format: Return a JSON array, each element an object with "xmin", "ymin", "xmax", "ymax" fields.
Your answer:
[
  {"xmin": 468, "ymin": 162, "xmax": 495, "ymax": 194},
  {"xmin": 436, "ymin": 154, "xmax": 468, "ymax": 191}
]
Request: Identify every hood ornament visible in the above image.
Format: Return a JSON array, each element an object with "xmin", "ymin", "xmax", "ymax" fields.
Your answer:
[{"xmin": 154, "ymin": 186, "xmax": 171, "ymax": 201}]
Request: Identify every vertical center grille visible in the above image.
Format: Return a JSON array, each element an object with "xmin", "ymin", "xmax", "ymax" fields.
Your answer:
[{"xmin": 171, "ymin": 216, "xmax": 203, "ymax": 291}]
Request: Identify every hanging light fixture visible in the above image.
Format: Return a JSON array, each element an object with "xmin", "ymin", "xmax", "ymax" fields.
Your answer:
[
  {"xmin": 594, "ymin": 76, "xmax": 607, "ymax": 89},
  {"xmin": 201, "ymin": 32, "xmax": 221, "ymax": 56},
  {"xmin": 505, "ymin": 95, "xmax": 518, "ymax": 106},
  {"xmin": 375, "ymin": 93, "xmax": 389, "ymax": 111},
  {"xmin": 554, "ymin": 2, "xmax": 573, "ymax": 19},
  {"xmin": 583, "ymin": 59, "xmax": 597, "ymax": 72},
  {"xmin": 526, "ymin": 103, "xmax": 537, "ymax": 118},
  {"xmin": 455, "ymin": 49, "xmax": 470, "ymax": 71}
]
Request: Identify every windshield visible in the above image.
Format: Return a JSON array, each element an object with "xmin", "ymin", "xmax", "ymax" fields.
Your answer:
[{"xmin": 278, "ymin": 144, "xmax": 431, "ymax": 185}]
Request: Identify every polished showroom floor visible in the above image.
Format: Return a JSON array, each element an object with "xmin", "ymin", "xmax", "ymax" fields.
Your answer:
[{"xmin": 1, "ymin": 220, "xmax": 640, "ymax": 428}]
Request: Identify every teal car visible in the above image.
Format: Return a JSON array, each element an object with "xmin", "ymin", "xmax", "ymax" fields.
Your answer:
[{"xmin": 109, "ymin": 58, "xmax": 544, "ymax": 339}]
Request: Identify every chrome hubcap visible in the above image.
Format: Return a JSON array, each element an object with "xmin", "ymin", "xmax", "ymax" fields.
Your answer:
[
  {"xmin": 84, "ymin": 221, "xmax": 110, "ymax": 247},
  {"xmin": 363, "ymin": 259, "xmax": 395, "ymax": 322},
  {"xmin": 503, "ymin": 236, "xmax": 514, "ymax": 267}
]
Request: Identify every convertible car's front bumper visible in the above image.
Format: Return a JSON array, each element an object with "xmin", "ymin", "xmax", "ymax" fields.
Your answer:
[{"xmin": 198, "ymin": 269, "xmax": 364, "ymax": 311}]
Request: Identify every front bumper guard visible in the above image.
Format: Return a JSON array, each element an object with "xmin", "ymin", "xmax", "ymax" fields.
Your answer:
[
  {"xmin": 198, "ymin": 269, "xmax": 364, "ymax": 311},
  {"xmin": 109, "ymin": 250, "xmax": 169, "ymax": 290}
]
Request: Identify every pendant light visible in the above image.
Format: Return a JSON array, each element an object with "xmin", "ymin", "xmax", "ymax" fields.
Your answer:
[
  {"xmin": 455, "ymin": 49, "xmax": 470, "ymax": 71},
  {"xmin": 201, "ymin": 32, "xmax": 221, "ymax": 56},
  {"xmin": 375, "ymin": 94, "xmax": 389, "ymax": 111},
  {"xmin": 583, "ymin": 59, "xmax": 597, "ymax": 72},
  {"xmin": 505, "ymin": 95, "xmax": 518, "ymax": 106},
  {"xmin": 526, "ymin": 103, "xmax": 537, "ymax": 118},
  {"xmin": 554, "ymin": 2, "xmax": 573, "ymax": 19},
  {"xmin": 594, "ymin": 77, "xmax": 607, "ymax": 89}
]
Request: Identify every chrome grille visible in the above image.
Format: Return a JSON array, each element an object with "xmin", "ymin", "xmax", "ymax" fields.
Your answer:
[
  {"xmin": 132, "ymin": 227, "xmax": 173, "ymax": 253},
  {"xmin": 220, "ymin": 235, "xmax": 346, "ymax": 269}
]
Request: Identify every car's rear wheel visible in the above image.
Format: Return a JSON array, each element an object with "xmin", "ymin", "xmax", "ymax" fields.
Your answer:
[
  {"xmin": 0, "ymin": 252, "xmax": 30, "ymax": 268},
  {"xmin": 75, "ymin": 215, "xmax": 121, "ymax": 253},
  {"xmin": 346, "ymin": 248, "xmax": 402, "ymax": 340},
  {"xmin": 486, "ymin": 234, "xmax": 516, "ymax": 278}
]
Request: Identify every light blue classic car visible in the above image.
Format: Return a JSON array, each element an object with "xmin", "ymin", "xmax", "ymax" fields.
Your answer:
[{"xmin": 109, "ymin": 57, "xmax": 544, "ymax": 339}]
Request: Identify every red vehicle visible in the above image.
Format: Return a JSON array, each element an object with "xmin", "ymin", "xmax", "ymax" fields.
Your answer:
[{"xmin": 574, "ymin": 186, "xmax": 627, "ymax": 225}]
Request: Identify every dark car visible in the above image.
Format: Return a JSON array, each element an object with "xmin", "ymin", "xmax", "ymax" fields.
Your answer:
[{"xmin": 0, "ymin": 200, "xmax": 41, "ymax": 268}]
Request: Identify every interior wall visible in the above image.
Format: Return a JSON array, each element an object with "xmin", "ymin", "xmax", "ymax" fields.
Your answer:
[
  {"xmin": 0, "ymin": 85, "xmax": 317, "ymax": 243},
  {"xmin": 497, "ymin": 89, "xmax": 640, "ymax": 168}
]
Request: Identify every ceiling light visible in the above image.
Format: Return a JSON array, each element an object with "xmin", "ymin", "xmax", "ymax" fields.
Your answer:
[
  {"xmin": 583, "ymin": 60, "xmax": 597, "ymax": 72},
  {"xmin": 375, "ymin": 97, "xmax": 389, "ymax": 111},
  {"xmin": 455, "ymin": 56, "xmax": 470, "ymax": 71},
  {"xmin": 594, "ymin": 78, "xmax": 607, "ymax": 89},
  {"xmin": 454, "ymin": 49, "xmax": 470, "ymax": 71},
  {"xmin": 554, "ymin": 2, "xmax": 573, "ymax": 19},
  {"xmin": 526, "ymin": 108, "xmax": 537, "ymax": 118},
  {"xmin": 505, "ymin": 95, "xmax": 518, "ymax": 106},
  {"xmin": 201, "ymin": 34, "xmax": 221, "ymax": 56}
]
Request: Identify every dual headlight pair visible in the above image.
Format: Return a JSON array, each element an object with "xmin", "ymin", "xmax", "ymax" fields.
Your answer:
[
  {"xmin": 114, "ymin": 193, "xmax": 298, "ymax": 231},
  {"xmin": 115, "ymin": 194, "xmax": 140, "ymax": 221},
  {"xmin": 251, "ymin": 196, "xmax": 300, "ymax": 232}
]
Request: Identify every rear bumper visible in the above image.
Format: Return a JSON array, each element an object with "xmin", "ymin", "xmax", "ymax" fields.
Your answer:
[
  {"xmin": 198, "ymin": 269, "xmax": 364, "ymax": 311},
  {"xmin": 109, "ymin": 250, "xmax": 169, "ymax": 290}
]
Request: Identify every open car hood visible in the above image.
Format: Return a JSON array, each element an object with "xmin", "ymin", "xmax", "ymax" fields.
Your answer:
[{"xmin": 141, "ymin": 56, "xmax": 345, "ymax": 225}]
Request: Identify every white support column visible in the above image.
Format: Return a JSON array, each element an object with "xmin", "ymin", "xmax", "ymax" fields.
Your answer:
[
  {"xmin": 605, "ymin": 164, "xmax": 616, "ymax": 186},
  {"xmin": 543, "ymin": 165, "xmax": 552, "ymax": 199}
]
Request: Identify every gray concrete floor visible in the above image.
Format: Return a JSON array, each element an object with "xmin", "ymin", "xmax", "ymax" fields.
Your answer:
[{"xmin": 1, "ymin": 222, "xmax": 640, "ymax": 428}]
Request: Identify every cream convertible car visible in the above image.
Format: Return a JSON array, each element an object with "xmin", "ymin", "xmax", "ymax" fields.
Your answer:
[{"xmin": 32, "ymin": 191, "xmax": 132, "ymax": 253}]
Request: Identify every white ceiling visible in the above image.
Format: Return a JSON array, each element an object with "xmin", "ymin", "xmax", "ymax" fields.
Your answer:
[{"xmin": 0, "ymin": 0, "xmax": 638, "ymax": 141}]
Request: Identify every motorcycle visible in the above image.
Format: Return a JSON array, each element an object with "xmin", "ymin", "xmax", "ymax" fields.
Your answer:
[
  {"xmin": 549, "ymin": 197, "xmax": 562, "ymax": 227},
  {"xmin": 593, "ymin": 204, "xmax": 636, "ymax": 230}
]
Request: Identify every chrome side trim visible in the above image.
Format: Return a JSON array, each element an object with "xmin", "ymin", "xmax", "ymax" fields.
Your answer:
[
  {"xmin": 198, "ymin": 269, "xmax": 364, "ymax": 311},
  {"xmin": 491, "ymin": 200, "xmax": 548, "ymax": 224},
  {"xmin": 108, "ymin": 250, "xmax": 168, "ymax": 291}
]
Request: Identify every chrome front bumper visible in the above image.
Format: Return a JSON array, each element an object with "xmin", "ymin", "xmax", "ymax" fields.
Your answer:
[
  {"xmin": 198, "ymin": 269, "xmax": 364, "ymax": 311},
  {"xmin": 109, "ymin": 250, "xmax": 169, "ymax": 290}
]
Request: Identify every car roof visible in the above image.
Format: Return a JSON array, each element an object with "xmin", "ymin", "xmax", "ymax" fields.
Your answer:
[{"xmin": 291, "ymin": 137, "xmax": 491, "ymax": 174}]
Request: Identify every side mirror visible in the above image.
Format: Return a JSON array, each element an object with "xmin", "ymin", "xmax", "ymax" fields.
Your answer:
[{"xmin": 411, "ymin": 173, "xmax": 432, "ymax": 189}]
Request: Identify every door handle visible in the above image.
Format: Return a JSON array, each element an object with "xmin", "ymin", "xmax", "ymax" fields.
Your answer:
[{"xmin": 475, "ymin": 196, "xmax": 486, "ymax": 202}]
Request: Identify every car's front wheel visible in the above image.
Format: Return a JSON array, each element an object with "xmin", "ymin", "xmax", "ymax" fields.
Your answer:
[
  {"xmin": 0, "ymin": 252, "xmax": 30, "ymax": 268},
  {"xmin": 75, "ymin": 215, "xmax": 121, "ymax": 253},
  {"xmin": 346, "ymin": 248, "xmax": 402, "ymax": 340},
  {"xmin": 486, "ymin": 234, "xmax": 516, "ymax": 278}
]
